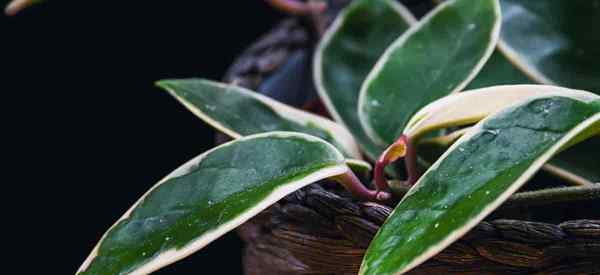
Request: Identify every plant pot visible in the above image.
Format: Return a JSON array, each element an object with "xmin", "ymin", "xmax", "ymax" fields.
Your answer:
[{"xmin": 222, "ymin": 6, "xmax": 600, "ymax": 275}]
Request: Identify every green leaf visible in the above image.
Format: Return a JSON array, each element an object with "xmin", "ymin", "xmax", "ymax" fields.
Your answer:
[
  {"xmin": 77, "ymin": 132, "xmax": 348, "ymax": 275},
  {"xmin": 499, "ymin": 0, "xmax": 600, "ymax": 93},
  {"xmin": 466, "ymin": 50, "xmax": 534, "ymax": 90},
  {"xmin": 404, "ymin": 85, "xmax": 600, "ymax": 185},
  {"xmin": 314, "ymin": 0, "xmax": 415, "ymax": 160},
  {"xmin": 156, "ymin": 79, "xmax": 361, "ymax": 159},
  {"xmin": 464, "ymin": 0, "xmax": 600, "ymax": 184},
  {"xmin": 404, "ymin": 85, "xmax": 594, "ymax": 140},
  {"xmin": 361, "ymin": 93, "xmax": 600, "ymax": 275},
  {"xmin": 358, "ymin": 0, "xmax": 501, "ymax": 146},
  {"xmin": 346, "ymin": 158, "xmax": 372, "ymax": 177}
]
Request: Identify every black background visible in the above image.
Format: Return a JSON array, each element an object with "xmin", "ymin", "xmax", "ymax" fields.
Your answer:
[
  {"xmin": 3, "ymin": 1, "xmax": 599, "ymax": 274},
  {"xmin": 2, "ymin": 1, "xmax": 284, "ymax": 273}
]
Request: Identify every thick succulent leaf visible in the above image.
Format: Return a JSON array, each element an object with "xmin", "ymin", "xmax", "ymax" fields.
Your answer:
[
  {"xmin": 314, "ymin": 0, "xmax": 416, "ymax": 159},
  {"xmin": 466, "ymin": 50, "xmax": 534, "ymax": 90},
  {"xmin": 404, "ymin": 85, "xmax": 600, "ymax": 184},
  {"xmin": 499, "ymin": 0, "xmax": 600, "ymax": 93},
  {"xmin": 156, "ymin": 79, "xmax": 361, "ymax": 159},
  {"xmin": 404, "ymin": 85, "xmax": 594, "ymax": 140},
  {"xmin": 77, "ymin": 132, "xmax": 348, "ymax": 275},
  {"xmin": 358, "ymin": 0, "xmax": 501, "ymax": 145},
  {"xmin": 361, "ymin": 94, "xmax": 600, "ymax": 275}
]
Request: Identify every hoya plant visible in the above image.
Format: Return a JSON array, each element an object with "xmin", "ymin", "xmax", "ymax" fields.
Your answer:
[{"xmin": 12, "ymin": 0, "xmax": 598, "ymax": 274}]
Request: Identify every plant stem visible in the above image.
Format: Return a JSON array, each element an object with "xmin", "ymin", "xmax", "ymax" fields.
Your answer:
[
  {"xmin": 374, "ymin": 135, "xmax": 420, "ymax": 192},
  {"xmin": 264, "ymin": 0, "xmax": 326, "ymax": 16},
  {"xmin": 307, "ymin": 0, "xmax": 327, "ymax": 36},
  {"xmin": 332, "ymin": 170, "xmax": 391, "ymax": 202}
]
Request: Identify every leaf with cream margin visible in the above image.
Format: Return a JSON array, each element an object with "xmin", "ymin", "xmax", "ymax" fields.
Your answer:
[
  {"xmin": 404, "ymin": 85, "xmax": 593, "ymax": 140},
  {"xmin": 404, "ymin": 85, "xmax": 600, "ymax": 184},
  {"xmin": 425, "ymin": 133, "xmax": 600, "ymax": 186},
  {"xmin": 314, "ymin": 0, "xmax": 416, "ymax": 160},
  {"xmin": 498, "ymin": 0, "xmax": 600, "ymax": 93},
  {"xmin": 345, "ymin": 158, "xmax": 372, "ymax": 177},
  {"xmin": 358, "ymin": 0, "xmax": 501, "ymax": 146},
  {"xmin": 465, "ymin": 0, "xmax": 600, "ymax": 181},
  {"xmin": 77, "ymin": 132, "xmax": 349, "ymax": 275},
  {"xmin": 361, "ymin": 93, "xmax": 600, "ymax": 275},
  {"xmin": 156, "ymin": 78, "xmax": 361, "ymax": 159}
]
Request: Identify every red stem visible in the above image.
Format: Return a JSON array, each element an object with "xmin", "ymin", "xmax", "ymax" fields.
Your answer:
[
  {"xmin": 333, "ymin": 171, "xmax": 391, "ymax": 202},
  {"xmin": 374, "ymin": 135, "xmax": 420, "ymax": 192},
  {"xmin": 264, "ymin": 0, "xmax": 326, "ymax": 16},
  {"xmin": 374, "ymin": 159, "xmax": 390, "ymax": 192}
]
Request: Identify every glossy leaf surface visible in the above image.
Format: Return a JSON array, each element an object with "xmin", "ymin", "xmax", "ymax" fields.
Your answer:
[
  {"xmin": 499, "ymin": 0, "xmax": 600, "ymax": 93},
  {"xmin": 362, "ymin": 94, "xmax": 600, "ymax": 275},
  {"xmin": 314, "ymin": 0, "xmax": 415, "ymax": 159},
  {"xmin": 404, "ymin": 85, "xmax": 593, "ymax": 140},
  {"xmin": 77, "ymin": 132, "xmax": 348, "ymax": 275},
  {"xmin": 157, "ymin": 79, "xmax": 361, "ymax": 159},
  {"xmin": 358, "ymin": 0, "xmax": 501, "ymax": 145},
  {"xmin": 404, "ymin": 85, "xmax": 600, "ymax": 185}
]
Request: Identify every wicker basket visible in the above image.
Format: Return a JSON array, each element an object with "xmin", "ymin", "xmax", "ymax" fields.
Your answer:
[
  {"xmin": 239, "ymin": 183, "xmax": 600, "ymax": 274},
  {"xmin": 223, "ymin": 7, "xmax": 600, "ymax": 275}
]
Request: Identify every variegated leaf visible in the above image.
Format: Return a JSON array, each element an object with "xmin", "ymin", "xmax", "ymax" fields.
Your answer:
[
  {"xmin": 358, "ymin": 0, "xmax": 501, "ymax": 146},
  {"xmin": 156, "ymin": 79, "xmax": 361, "ymax": 159},
  {"xmin": 77, "ymin": 132, "xmax": 349, "ymax": 275},
  {"xmin": 314, "ymin": 0, "xmax": 416, "ymax": 159},
  {"xmin": 362, "ymin": 91, "xmax": 600, "ymax": 275}
]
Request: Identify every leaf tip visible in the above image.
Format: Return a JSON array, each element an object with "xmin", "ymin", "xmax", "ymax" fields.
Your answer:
[
  {"xmin": 154, "ymin": 79, "xmax": 171, "ymax": 89},
  {"xmin": 155, "ymin": 79, "xmax": 182, "ymax": 96}
]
